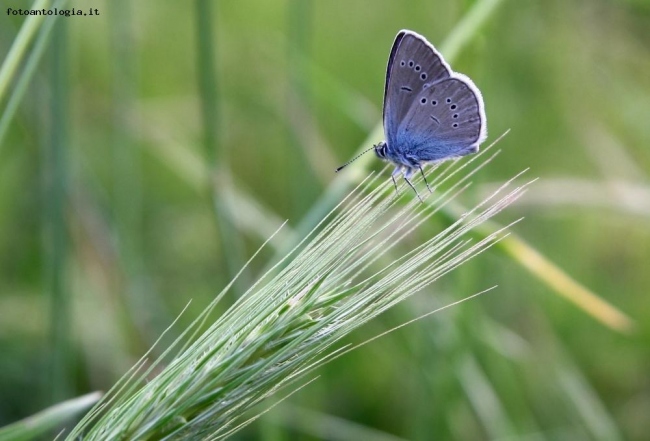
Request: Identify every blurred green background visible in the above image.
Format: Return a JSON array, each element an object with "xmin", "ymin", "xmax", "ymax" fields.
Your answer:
[{"xmin": 1, "ymin": 0, "xmax": 649, "ymax": 439}]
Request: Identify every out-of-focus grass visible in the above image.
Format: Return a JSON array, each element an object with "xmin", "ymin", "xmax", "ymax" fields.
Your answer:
[
  {"xmin": 45, "ymin": 14, "xmax": 71, "ymax": 404},
  {"xmin": 0, "ymin": 392, "xmax": 100, "ymax": 441},
  {"xmin": 0, "ymin": 0, "xmax": 68, "ymax": 147},
  {"xmin": 1, "ymin": 0, "xmax": 649, "ymax": 439},
  {"xmin": 195, "ymin": 0, "xmax": 251, "ymax": 299},
  {"xmin": 0, "ymin": 0, "xmax": 51, "ymax": 103}
]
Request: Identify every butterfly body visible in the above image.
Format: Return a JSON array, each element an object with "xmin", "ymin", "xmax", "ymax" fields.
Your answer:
[{"xmin": 377, "ymin": 30, "xmax": 487, "ymax": 197}]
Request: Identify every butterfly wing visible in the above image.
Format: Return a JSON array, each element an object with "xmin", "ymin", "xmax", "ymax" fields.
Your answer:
[
  {"xmin": 396, "ymin": 74, "xmax": 487, "ymax": 162},
  {"xmin": 383, "ymin": 30, "xmax": 487, "ymax": 164},
  {"xmin": 383, "ymin": 30, "xmax": 452, "ymax": 146}
]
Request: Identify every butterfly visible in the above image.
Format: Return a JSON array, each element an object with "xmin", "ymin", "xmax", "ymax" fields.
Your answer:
[{"xmin": 337, "ymin": 30, "xmax": 487, "ymax": 201}]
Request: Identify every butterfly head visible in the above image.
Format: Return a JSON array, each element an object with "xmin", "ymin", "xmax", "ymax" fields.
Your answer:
[{"xmin": 374, "ymin": 141, "xmax": 388, "ymax": 159}]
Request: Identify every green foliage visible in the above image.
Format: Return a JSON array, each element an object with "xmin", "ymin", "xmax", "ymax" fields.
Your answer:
[{"xmin": 1, "ymin": 0, "xmax": 649, "ymax": 439}]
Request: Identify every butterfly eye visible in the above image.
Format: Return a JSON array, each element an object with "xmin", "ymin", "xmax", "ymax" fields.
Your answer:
[
  {"xmin": 420, "ymin": 73, "xmax": 427, "ymax": 80},
  {"xmin": 415, "ymin": 65, "xmax": 421, "ymax": 71},
  {"xmin": 431, "ymin": 100, "xmax": 437, "ymax": 106},
  {"xmin": 420, "ymin": 97, "xmax": 427, "ymax": 104},
  {"xmin": 400, "ymin": 61, "xmax": 405, "ymax": 66},
  {"xmin": 408, "ymin": 61, "xmax": 414, "ymax": 67},
  {"xmin": 453, "ymin": 123, "xmax": 459, "ymax": 128},
  {"xmin": 453, "ymin": 114, "xmax": 459, "ymax": 118},
  {"xmin": 446, "ymin": 98, "xmax": 452, "ymax": 103},
  {"xmin": 450, "ymin": 104, "xmax": 457, "ymax": 110}
]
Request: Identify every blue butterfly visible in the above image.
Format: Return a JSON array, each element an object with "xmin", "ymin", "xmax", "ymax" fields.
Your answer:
[{"xmin": 337, "ymin": 30, "xmax": 487, "ymax": 201}]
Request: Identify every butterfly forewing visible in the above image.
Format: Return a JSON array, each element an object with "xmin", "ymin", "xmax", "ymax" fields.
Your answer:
[{"xmin": 383, "ymin": 31, "xmax": 452, "ymax": 144}]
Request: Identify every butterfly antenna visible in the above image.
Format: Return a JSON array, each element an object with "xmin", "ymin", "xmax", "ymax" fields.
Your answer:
[{"xmin": 335, "ymin": 146, "xmax": 375, "ymax": 172}]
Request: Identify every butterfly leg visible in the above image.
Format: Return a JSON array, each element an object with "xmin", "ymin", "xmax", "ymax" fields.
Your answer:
[
  {"xmin": 391, "ymin": 166, "xmax": 401, "ymax": 194},
  {"xmin": 419, "ymin": 165, "xmax": 432, "ymax": 193},
  {"xmin": 403, "ymin": 168, "xmax": 423, "ymax": 203}
]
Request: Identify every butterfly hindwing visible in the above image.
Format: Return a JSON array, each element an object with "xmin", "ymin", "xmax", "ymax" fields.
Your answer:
[{"xmin": 396, "ymin": 76, "xmax": 485, "ymax": 162}]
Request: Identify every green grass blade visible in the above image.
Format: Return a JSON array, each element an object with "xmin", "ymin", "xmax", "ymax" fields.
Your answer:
[
  {"xmin": 0, "ymin": 392, "xmax": 101, "ymax": 441},
  {"xmin": 0, "ymin": 0, "xmax": 69, "ymax": 148},
  {"xmin": 0, "ymin": 0, "xmax": 51, "ymax": 104},
  {"xmin": 45, "ymin": 14, "xmax": 71, "ymax": 404},
  {"xmin": 195, "ymin": 0, "xmax": 251, "ymax": 296},
  {"xmin": 440, "ymin": 198, "xmax": 635, "ymax": 333}
]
